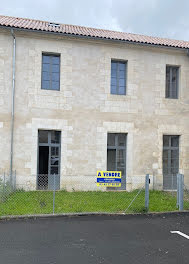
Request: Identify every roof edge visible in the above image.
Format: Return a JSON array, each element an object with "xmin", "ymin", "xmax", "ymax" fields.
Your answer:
[{"xmin": 0, "ymin": 25, "xmax": 188, "ymax": 51}]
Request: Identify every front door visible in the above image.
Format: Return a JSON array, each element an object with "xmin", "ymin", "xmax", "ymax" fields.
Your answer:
[
  {"xmin": 163, "ymin": 135, "xmax": 179, "ymax": 190},
  {"xmin": 38, "ymin": 130, "xmax": 61, "ymax": 190},
  {"xmin": 107, "ymin": 133, "xmax": 127, "ymax": 190}
]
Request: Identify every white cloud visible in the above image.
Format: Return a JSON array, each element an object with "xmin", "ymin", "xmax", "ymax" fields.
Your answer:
[{"xmin": 1, "ymin": 0, "xmax": 189, "ymax": 40}]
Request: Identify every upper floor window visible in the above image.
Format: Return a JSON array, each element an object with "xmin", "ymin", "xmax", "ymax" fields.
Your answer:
[
  {"xmin": 111, "ymin": 60, "xmax": 126, "ymax": 95},
  {"xmin": 42, "ymin": 53, "xmax": 60, "ymax": 91},
  {"xmin": 166, "ymin": 66, "xmax": 179, "ymax": 99}
]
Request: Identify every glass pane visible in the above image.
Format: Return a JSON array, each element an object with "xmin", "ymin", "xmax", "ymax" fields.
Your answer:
[
  {"xmin": 108, "ymin": 133, "xmax": 116, "ymax": 147},
  {"xmin": 166, "ymin": 67, "xmax": 170, "ymax": 98},
  {"xmin": 171, "ymin": 158, "xmax": 179, "ymax": 169},
  {"xmin": 51, "ymin": 131, "xmax": 60, "ymax": 144},
  {"xmin": 43, "ymin": 63, "xmax": 50, "ymax": 72},
  {"xmin": 51, "ymin": 159, "xmax": 59, "ymax": 166},
  {"xmin": 51, "ymin": 146, "xmax": 59, "ymax": 156},
  {"xmin": 111, "ymin": 62, "xmax": 117, "ymax": 70},
  {"xmin": 111, "ymin": 77, "xmax": 117, "ymax": 86},
  {"xmin": 119, "ymin": 70, "xmax": 125, "ymax": 78},
  {"xmin": 111, "ymin": 68, "xmax": 117, "ymax": 78},
  {"xmin": 118, "ymin": 134, "xmax": 126, "ymax": 147},
  {"xmin": 172, "ymin": 68, "xmax": 178, "ymax": 83},
  {"xmin": 52, "ymin": 64, "xmax": 60, "ymax": 73},
  {"xmin": 111, "ymin": 85, "xmax": 117, "ymax": 94},
  {"xmin": 171, "ymin": 68, "xmax": 178, "ymax": 98},
  {"xmin": 51, "ymin": 158, "xmax": 59, "ymax": 166},
  {"xmin": 51, "ymin": 146, "xmax": 59, "ymax": 166},
  {"xmin": 43, "ymin": 55, "xmax": 50, "ymax": 63},
  {"xmin": 171, "ymin": 136, "xmax": 179, "ymax": 147},
  {"xmin": 171, "ymin": 149, "xmax": 179, "ymax": 159},
  {"xmin": 52, "ymin": 72, "xmax": 59, "ymax": 82},
  {"xmin": 118, "ymin": 86, "xmax": 125, "ymax": 95},
  {"xmin": 117, "ymin": 149, "xmax": 125, "ymax": 167},
  {"xmin": 52, "ymin": 56, "xmax": 60, "ymax": 64},
  {"xmin": 166, "ymin": 67, "xmax": 170, "ymax": 77},
  {"xmin": 171, "ymin": 86, "xmax": 177, "ymax": 98},
  {"xmin": 50, "ymin": 166, "xmax": 58, "ymax": 175},
  {"xmin": 119, "ymin": 78, "xmax": 125, "ymax": 86},
  {"xmin": 163, "ymin": 165, "xmax": 168, "ymax": 173},
  {"xmin": 163, "ymin": 150, "xmax": 168, "ymax": 159},
  {"xmin": 163, "ymin": 161, "xmax": 170, "ymax": 174},
  {"xmin": 163, "ymin": 136, "xmax": 169, "ymax": 147},
  {"xmin": 107, "ymin": 149, "xmax": 116, "ymax": 171},
  {"xmin": 163, "ymin": 157, "xmax": 168, "ymax": 167},
  {"xmin": 42, "ymin": 80, "xmax": 50, "ymax": 90},
  {"xmin": 116, "ymin": 167, "xmax": 125, "ymax": 178},
  {"xmin": 52, "ymin": 81, "xmax": 60, "ymax": 91},
  {"xmin": 117, "ymin": 149, "xmax": 124, "ymax": 161},
  {"xmin": 39, "ymin": 130, "xmax": 48, "ymax": 143},
  {"xmin": 42, "ymin": 71, "xmax": 50, "ymax": 81},
  {"xmin": 119, "ymin": 63, "xmax": 126, "ymax": 71},
  {"xmin": 171, "ymin": 167, "xmax": 179, "ymax": 174}
]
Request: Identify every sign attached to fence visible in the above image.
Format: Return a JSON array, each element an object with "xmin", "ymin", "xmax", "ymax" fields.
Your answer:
[{"xmin": 97, "ymin": 171, "xmax": 122, "ymax": 187}]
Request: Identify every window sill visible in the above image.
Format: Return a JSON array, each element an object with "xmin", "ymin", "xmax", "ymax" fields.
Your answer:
[
  {"xmin": 39, "ymin": 88, "xmax": 62, "ymax": 96},
  {"xmin": 164, "ymin": 97, "xmax": 179, "ymax": 100},
  {"xmin": 41, "ymin": 88, "xmax": 60, "ymax": 92},
  {"xmin": 107, "ymin": 94, "xmax": 134, "ymax": 101},
  {"xmin": 162, "ymin": 97, "xmax": 181, "ymax": 105}
]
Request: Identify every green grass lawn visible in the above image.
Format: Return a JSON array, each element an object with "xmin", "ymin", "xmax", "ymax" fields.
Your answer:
[{"xmin": 0, "ymin": 190, "xmax": 189, "ymax": 216}]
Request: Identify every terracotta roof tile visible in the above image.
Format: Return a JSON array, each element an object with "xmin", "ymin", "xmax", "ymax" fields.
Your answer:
[{"xmin": 0, "ymin": 14, "xmax": 189, "ymax": 49}]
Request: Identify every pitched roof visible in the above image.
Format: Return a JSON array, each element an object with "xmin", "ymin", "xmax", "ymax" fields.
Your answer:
[{"xmin": 0, "ymin": 14, "xmax": 189, "ymax": 49}]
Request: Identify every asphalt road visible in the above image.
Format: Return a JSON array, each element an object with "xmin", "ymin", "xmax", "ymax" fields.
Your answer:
[{"xmin": 0, "ymin": 213, "xmax": 189, "ymax": 264}]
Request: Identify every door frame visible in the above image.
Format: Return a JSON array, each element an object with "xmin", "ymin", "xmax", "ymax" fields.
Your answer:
[
  {"xmin": 163, "ymin": 135, "xmax": 180, "ymax": 190},
  {"xmin": 107, "ymin": 133, "xmax": 127, "ymax": 190},
  {"xmin": 37, "ymin": 130, "xmax": 61, "ymax": 190}
]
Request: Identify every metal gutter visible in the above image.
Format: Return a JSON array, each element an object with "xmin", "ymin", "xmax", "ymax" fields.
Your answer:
[
  {"xmin": 0, "ymin": 25, "xmax": 188, "ymax": 52},
  {"xmin": 10, "ymin": 29, "xmax": 16, "ymax": 180}
]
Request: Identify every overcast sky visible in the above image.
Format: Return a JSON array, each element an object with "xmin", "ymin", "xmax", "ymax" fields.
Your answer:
[{"xmin": 1, "ymin": 0, "xmax": 189, "ymax": 41}]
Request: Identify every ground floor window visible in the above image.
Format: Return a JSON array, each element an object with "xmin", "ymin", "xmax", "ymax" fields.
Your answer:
[
  {"xmin": 107, "ymin": 133, "xmax": 127, "ymax": 190},
  {"xmin": 38, "ymin": 130, "xmax": 61, "ymax": 190},
  {"xmin": 163, "ymin": 135, "xmax": 179, "ymax": 190}
]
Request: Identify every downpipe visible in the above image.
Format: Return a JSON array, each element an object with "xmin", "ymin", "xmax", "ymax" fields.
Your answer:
[{"xmin": 10, "ymin": 29, "xmax": 16, "ymax": 182}]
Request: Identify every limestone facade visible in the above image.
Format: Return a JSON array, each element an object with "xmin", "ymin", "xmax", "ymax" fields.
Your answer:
[{"xmin": 0, "ymin": 28, "xmax": 189, "ymax": 190}]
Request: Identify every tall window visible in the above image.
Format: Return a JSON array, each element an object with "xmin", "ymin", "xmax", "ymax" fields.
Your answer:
[
  {"xmin": 163, "ymin": 135, "xmax": 179, "ymax": 190},
  {"xmin": 166, "ymin": 66, "xmax": 179, "ymax": 99},
  {"xmin": 111, "ymin": 60, "xmax": 126, "ymax": 95},
  {"xmin": 107, "ymin": 133, "xmax": 127, "ymax": 190},
  {"xmin": 42, "ymin": 54, "xmax": 60, "ymax": 91}
]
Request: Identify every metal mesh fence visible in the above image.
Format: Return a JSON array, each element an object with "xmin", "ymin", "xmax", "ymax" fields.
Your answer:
[
  {"xmin": 0, "ymin": 172, "xmax": 189, "ymax": 217},
  {"xmin": 184, "ymin": 184, "xmax": 189, "ymax": 210},
  {"xmin": 0, "ymin": 172, "xmax": 147, "ymax": 217},
  {"xmin": 152, "ymin": 173, "xmax": 189, "ymax": 211},
  {"xmin": 153, "ymin": 174, "xmax": 177, "ymax": 191}
]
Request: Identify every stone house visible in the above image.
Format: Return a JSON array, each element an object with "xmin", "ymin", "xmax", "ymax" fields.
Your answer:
[{"xmin": 0, "ymin": 15, "xmax": 189, "ymax": 191}]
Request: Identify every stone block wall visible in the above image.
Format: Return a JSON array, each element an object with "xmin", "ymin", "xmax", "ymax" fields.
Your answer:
[{"xmin": 0, "ymin": 28, "xmax": 189, "ymax": 190}]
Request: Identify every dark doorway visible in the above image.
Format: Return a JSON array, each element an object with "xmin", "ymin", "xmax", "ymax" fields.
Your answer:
[
  {"xmin": 38, "ymin": 146, "xmax": 49, "ymax": 189},
  {"xmin": 37, "ymin": 130, "xmax": 61, "ymax": 190}
]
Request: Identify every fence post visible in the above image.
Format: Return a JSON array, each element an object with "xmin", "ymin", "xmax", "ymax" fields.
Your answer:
[
  {"xmin": 2, "ymin": 172, "xmax": 5, "ymax": 202},
  {"xmin": 53, "ymin": 173, "xmax": 56, "ymax": 215},
  {"xmin": 14, "ymin": 170, "xmax": 16, "ymax": 190},
  {"xmin": 178, "ymin": 174, "xmax": 184, "ymax": 211},
  {"xmin": 145, "ymin": 174, "xmax": 149, "ymax": 211},
  {"xmin": 171, "ymin": 174, "xmax": 173, "ymax": 196},
  {"xmin": 177, "ymin": 173, "xmax": 179, "ymax": 208}
]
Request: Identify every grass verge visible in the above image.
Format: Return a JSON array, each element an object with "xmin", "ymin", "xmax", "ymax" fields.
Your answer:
[{"xmin": 0, "ymin": 190, "xmax": 189, "ymax": 216}]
